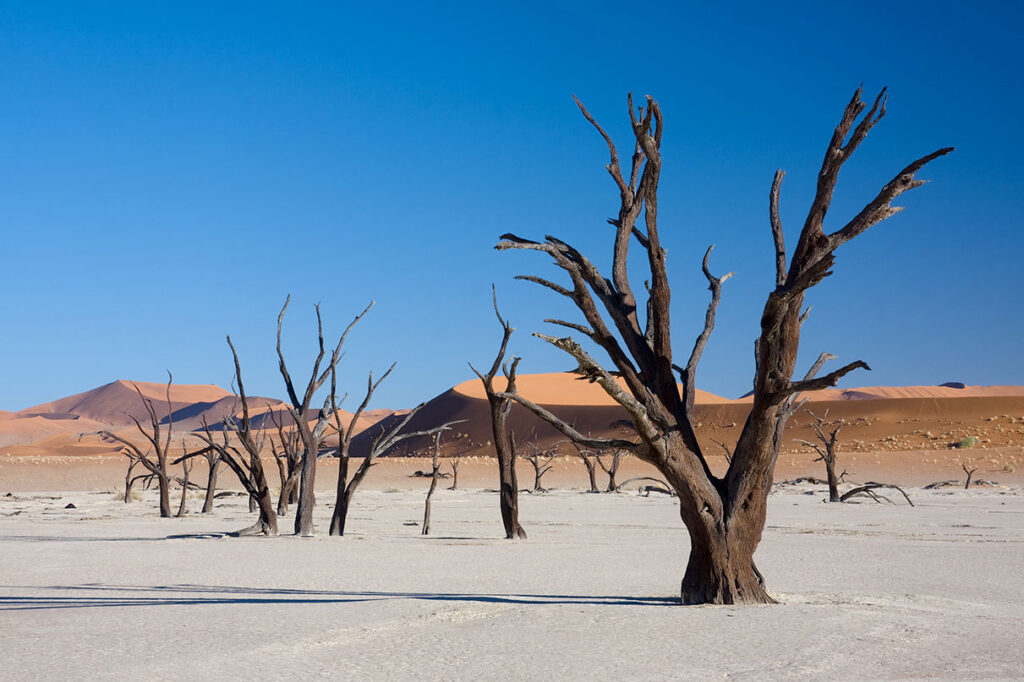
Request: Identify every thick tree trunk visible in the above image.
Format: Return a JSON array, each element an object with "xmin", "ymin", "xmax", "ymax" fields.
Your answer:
[
  {"xmin": 157, "ymin": 474, "xmax": 171, "ymax": 518},
  {"xmin": 825, "ymin": 458, "xmax": 840, "ymax": 502},
  {"xmin": 492, "ymin": 407, "xmax": 526, "ymax": 539},
  {"xmin": 329, "ymin": 488, "xmax": 350, "ymax": 536},
  {"xmin": 294, "ymin": 448, "xmax": 317, "ymax": 536},
  {"xmin": 329, "ymin": 456, "xmax": 350, "ymax": 536},
  {"xmin": 676, "ymin": 480, "xmax": 775, "ymax": 605},
  {"xmin": 202, "ymin": 458, "xmax": 219, "ymax": 513}
]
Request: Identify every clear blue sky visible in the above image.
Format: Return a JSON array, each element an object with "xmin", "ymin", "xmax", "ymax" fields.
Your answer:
[{"xmin": 1, "ymin": 1, "xmax": 1021, "ymax": 411}]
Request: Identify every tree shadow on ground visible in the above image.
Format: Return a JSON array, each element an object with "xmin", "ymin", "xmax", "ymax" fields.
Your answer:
[{"xmin": 0, "ymin": 583, "xmax": 677, "ymax": 611}]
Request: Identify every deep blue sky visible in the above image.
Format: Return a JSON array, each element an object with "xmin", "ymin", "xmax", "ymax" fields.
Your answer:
[{"xmin": 1, "ymin": 1, "xmax": 1021, "ymax": 411}]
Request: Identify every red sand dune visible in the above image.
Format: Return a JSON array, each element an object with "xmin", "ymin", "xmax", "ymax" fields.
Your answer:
[{"xmin": 19, "ymin": 380, "xmax": 233, "ymax": 427}]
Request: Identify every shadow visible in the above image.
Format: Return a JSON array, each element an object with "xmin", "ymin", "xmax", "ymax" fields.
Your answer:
[{"xmin": 0, "ymin": 583, "xmax": 678, "ymax": 611}]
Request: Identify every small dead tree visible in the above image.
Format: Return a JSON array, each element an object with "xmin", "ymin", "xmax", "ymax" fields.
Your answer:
[
  {"xmin": 469, "ymin": 287, "xmax": 527, "ymax": 539},
  {"xmin": 841, "ymin": 482, "xmax": 914, "ymax": 506},
  {"xmin": 276, "ymin": 296, "xmax": 372, "ymax": 537},
  {"xmin": 122, "ymin": 455, "xmax": 155, "ymax": 502},
  {"xmin": 268, "ymin": 408, "xmax": 302, "ymax": 516},
  {"xmin": 961, "ymin": 462, "xmax": 978, "ymax": 489},
  {"xmin": 595, "ymin": 448, "xmax": 625, "ymax": 492},
  {"xmin": 421, "ymin": 430, "xmax": 446, "ymax": 536},
  {"xmin": 495, "ymin": 88, "xmax": 950, "ymax": 603},
  {"xmin": 175, "ymin": 442, "xmax": 193, "ymax": 518},
  {"xmin": 327, "ymin": 362, "xmax": 461, "ymax": 536},
  {"xmin": 102, "ymin": 375, "xmax": 176, "ymax": 518},
  {"xmin": 572, "ymin": 443, "xmax": 601, "ymax": 492},
  {"xmin": 522, "ymin": 441, "xmax": 557, "ymax": 492},
  {"xmin": 197, "ymin": 443, "xmax": 221, "ymax": 514},
  {"xmin": 448, "ymin": 458, "xmax": 460, "ymax": 490},
  {"xmin": 795, "ymin": 409, "xmax": 842, "ymax": 502},
  {"xmin": 194, "ymin": 336, "xmax": 279, "ymax": 535}
]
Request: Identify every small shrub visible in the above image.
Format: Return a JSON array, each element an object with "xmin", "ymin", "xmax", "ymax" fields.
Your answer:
[{"xmin": 954, "ymin": 436, "xmax": 978, "ymax": 449}]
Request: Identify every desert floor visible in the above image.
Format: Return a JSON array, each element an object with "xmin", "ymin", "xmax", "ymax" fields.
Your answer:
[{"xmin": 1, "ymin": 465, "xmax": 1022, "ymax": 681}]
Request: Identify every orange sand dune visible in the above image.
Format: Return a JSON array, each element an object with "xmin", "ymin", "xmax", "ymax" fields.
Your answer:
[
  {"xmin": 735, "ymin": 384, "xmax": 1024, "ymax": 402},
  {"xmin": 452, "ymin": 372, "xmax": 732, "ymax": 406},
  {"xmin": 0, "ymin": 414, "xmax": 112, "ymax": 448}
]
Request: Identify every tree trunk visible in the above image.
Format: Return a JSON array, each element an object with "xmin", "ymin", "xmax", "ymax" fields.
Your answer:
[
  {"xmin": 124, "ymin": 461, "xmax": 136, "ymax": 503},
  {"xmin": 255, "ymin": 484, "xmax": 279, "ymax": 535},
  {"xmin": 202, "ymin": 458, "xmax": 219, "ymax": 513},
  {"xmin": 329, "ymin": 488, "xmax": 350, "ymax": 536},
  {"xmin": 329, "ymin": 456, "xmax": 350, "ymax": 536},
  {"xmin": 493, "ymin": 414, "xmax": 526, "ymax": 539},
  {"xmin": 581, "ymin": 456, "xmax": 598, "ymax": 492},
  {"xmin": 294, "ymin": 448, "xmax": 317, "ymax": 536},
  {"xmin": 176, "ymin": 462, "xmax": 190, "ymax": 517},
  {"xmin": 675, "ymin": 458, "xmax": 775, "ymax": 605},
  {"xmin": 825, "ymin": 457, "xmax": 840, "ymax": 502},
  {"xmin": 448, "ymin": 460, "xmax": 459, "ymax": 490},
  {"xmin": 422, "ymin": 466, "xmax": 439, "ymax": 535},
  {"xmin": 157, "ymin": 474, "xmax": 171, "ymax": 518},
  {"xmin": 248, "ymin": 469, "xmax": 258, "ymax": 513}
]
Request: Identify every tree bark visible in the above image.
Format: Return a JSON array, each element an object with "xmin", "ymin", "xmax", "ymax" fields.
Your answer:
[
  {"xmin": 202, "ymin": 456, "xmax": 219, "ymax": 513},
  {"xmin": 157, "ymin": 474, "xmax": 171, "ymax": 518}
]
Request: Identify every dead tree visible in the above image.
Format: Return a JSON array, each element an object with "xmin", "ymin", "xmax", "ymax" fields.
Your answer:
[
  {"xmin": 572, "ymin": 443, "xmax": 601, "ymax": 492},
  {"xmin": 841, "ymin": 482, "xmax": 914, "ymax": 506},
  {"xmin": 448, "ymin": 458, "xmax": 460, "ymax": 490},
  {"xmin": 198, "ymin": 443, "xmax": 221, "ymax": 513},
  {"xmin": 276, "ymin": 296, "xmax": 372, "ymax": 537},
  {"xmin": 596, "ymin": 448, "xmax": 625, "ymax": 492},
  {"xmin": 175, "ymin": 442, "xmax": 192, "ymax": 517},
  {"xmin": 101, "ymin": 375, "xmax": 176, "ymax": 518},
  {"xmin": 194, "ymin": 336, "xmax": 279, "ymax": 535},
  {"xmin": 122, "ymin": 455, "xmax": 155, "ymax": 502},
  {"xmin": 327, "ymin": 361, "xmax": 461, "ymax": 536},
  {"xmin": 469, "ymin": 287, "xmax": 527, "ymax": 539},
  {"xmin": 795, "ymin": 409, "xmax": 842, "ymax": 502},
  {"xmin": 421, "ymin": 430, "xmax": 446, "ymax": 535},
  {"xmin": 961, "ymin": 463, "xmax": 978, "ymax": 489},
  {"xmin": 495, "ymin": 88, "xmax": 950, "ymax": 603},
  {"xmin": 522, "ymin": 442, "xmax": 557, "ymax": 492},
  {"xmin": 268, "ymin": 408, "xmax": 302, "ymax": 516}
]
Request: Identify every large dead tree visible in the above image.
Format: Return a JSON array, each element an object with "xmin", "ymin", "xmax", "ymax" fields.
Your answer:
[
  {"xmin": 194, "ymin": 336, "xmax": 279, "ymax": 535},
  {"xmin": 795, "ymin": 409, "xmax": 842, "ymax": 502},
  {"xmin": 470, "ymin": 289, "xmax": 527, "ymax": 539},
  {"xmin": 276, "ymin": 296, "xmax": 372, "ymax": 537},
  {"xmin": 495, "ymin": 88, "xmax": 951, "ymax": 604},
  {"xmin": 101, "ymin": 375, "xmax": 176, "ymax": 518}
]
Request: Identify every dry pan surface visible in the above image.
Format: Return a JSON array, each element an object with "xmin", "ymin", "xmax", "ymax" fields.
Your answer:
[{"xmin": 1, "ymin": 487, "xmax": 1022, "ymax": 680}]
